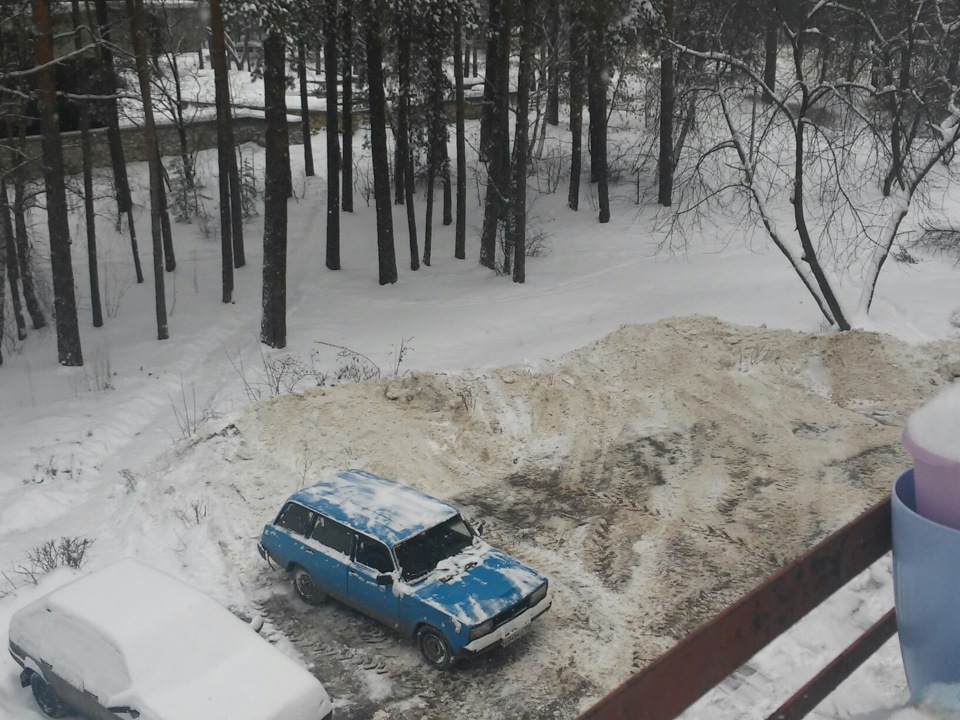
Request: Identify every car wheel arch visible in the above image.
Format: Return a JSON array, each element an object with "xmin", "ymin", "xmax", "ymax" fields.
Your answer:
[
  {"xmin": 21, "ymin": 655, "xmax": 43, "ymax": 677},
  {"xmin": 416, "ymin": 624, "xmax": 455, "ymax": 670},
  {"xmin": 290, "ymin": 564, "xmax": 327, "ymax": 605},
  {"xmin": 30, "ymin": 672, "xmax": 71, "ymax": 718}
]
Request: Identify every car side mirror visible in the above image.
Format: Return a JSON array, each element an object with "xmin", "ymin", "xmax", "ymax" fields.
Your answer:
[
  {"xmin": 108, "ymin": 707, "xmax": 140, "ymax": 719},
  {"xmin": 474, "ymin": 521, "xmax": 485, "ymax": 537},
  {"xmin": 376, "ymin": 573, "xmax": 394, "ymax": 586}
]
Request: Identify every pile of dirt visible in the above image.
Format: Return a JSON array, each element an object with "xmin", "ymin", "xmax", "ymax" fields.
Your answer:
[{"xmin": 154, "ymin": 316, "xmax": 960, "ymax": 719}]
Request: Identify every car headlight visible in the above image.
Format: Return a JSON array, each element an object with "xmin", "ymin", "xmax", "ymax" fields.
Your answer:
[
  {"xmin": 529, "ymin": 582, "xmax": 548, "ymax": 606},
  {"xmin": 468, "ymin": 619, "xmax": 494, "ymax": 641}
]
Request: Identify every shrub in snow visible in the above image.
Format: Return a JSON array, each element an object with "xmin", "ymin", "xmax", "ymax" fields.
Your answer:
[
  {"xmin": 950, "ymin": 307, "xmax": 960, "ymax": 329},
  {"xmin": 20, "ymin": 537, "xmax": 94, "ymax": 582}
]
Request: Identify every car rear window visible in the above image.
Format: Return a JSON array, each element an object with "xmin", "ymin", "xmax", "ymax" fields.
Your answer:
[{"xmin": 275, "ymin": 503, "xmax": 316, "ymax": 537}]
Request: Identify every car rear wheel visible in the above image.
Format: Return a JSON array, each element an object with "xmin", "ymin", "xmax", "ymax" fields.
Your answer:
[
  {"xmin": 30, "ymin": 674, "xmax": 70, "ymax": 718},
  {"xmin": 292, "ymin": 566, "xmax": 327, "ymax": 606},
  {"xmin": 417, "ymin": 625, "xmax": 454, "ymax": 670}
]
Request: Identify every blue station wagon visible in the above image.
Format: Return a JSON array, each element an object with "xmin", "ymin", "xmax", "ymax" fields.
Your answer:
[{"xmin": 257, "ymin": 469, "xmax": 551, "ymax": 669}]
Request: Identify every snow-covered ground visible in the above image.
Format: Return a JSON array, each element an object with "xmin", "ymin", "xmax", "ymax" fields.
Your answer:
[{"xmin": 3, "ymin": 105, "xmax": 960, "ymax": 719}]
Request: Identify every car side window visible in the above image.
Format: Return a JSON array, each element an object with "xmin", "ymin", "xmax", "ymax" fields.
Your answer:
[
  {"xmin": 355, "ymin": 536, "xmax": 394, "ymax": 573},
  {"xmin": 275, "ymin": 503, "xmax": 316, "ymax": 537},
  {"xmin": 311, "ymin": 515, "xmax": 355, "ymax": 556}
]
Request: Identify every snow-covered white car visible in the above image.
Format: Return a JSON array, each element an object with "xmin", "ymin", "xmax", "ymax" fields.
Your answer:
[{"xmin": 7, "ymin": 559, "xmax": 333, "ymax": 720}]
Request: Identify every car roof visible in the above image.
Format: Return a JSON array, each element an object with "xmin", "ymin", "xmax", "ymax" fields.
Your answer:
[
  {"xmin": 34, "ymin": 559, "xmax": 227, "ymax": 647},
  {"xmin": 11, "ymin": 559, "xmax": 255, "ymax": 676},
  {"xmin": 286, "ymin": 469, "xmax": 460, "ymax": 546}
]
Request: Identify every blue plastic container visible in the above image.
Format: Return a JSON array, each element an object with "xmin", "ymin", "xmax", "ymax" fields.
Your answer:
[{"xmin": 892, "ymin": 470, "xmax": 960, "ymax": 697}]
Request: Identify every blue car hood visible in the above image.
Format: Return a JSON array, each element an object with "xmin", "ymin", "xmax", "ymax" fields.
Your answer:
[{"xmin": 406, "ymin": 543, "xmax": 545, "ymax": 627}]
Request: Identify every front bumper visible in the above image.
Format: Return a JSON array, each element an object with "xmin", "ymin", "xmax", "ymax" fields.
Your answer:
[{"xmin": 462, "ymin": 592, "xmax": 552, "ymax": 656}]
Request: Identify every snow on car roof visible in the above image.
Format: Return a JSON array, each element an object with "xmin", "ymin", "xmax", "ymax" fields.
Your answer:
[
  {"xmin": 38, "ymin": 558, "xmax": 214, "ymax": 647},
  {"xmin": 289, "ymin": 469, "xmax": 459, "ymax": 546}
]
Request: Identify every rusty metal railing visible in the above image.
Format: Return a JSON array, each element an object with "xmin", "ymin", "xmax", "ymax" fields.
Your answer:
[{"xmin": 577, "ymin": 496, "xmax": 894, "ymax": 720}]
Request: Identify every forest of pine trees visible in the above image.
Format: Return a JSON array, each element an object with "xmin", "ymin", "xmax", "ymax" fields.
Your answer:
[{"xmin": 1, "ymin": 0, "xmax": 959, "ymax": 365}]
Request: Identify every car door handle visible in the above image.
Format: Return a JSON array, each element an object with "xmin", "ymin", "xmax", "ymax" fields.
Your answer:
[
  {"xmin": 348, "ymin": 569, "xmax": 359, "ymax": 576},
  {"xmin": 303, "ymin": 548, "xmax": 315, "ymax": 555}
]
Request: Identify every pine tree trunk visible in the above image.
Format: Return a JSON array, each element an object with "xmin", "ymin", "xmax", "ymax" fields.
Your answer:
[
  {"xmin": 397, "ymin": 0, "xmax": 419, "ymax": 270},
  {"xmin": 70, "ymin": 0, "xmax": 103, "ymax": 327},
  {"xmin": 341, "ymin": 5, "xmax": 354, "ymax": 212},
  {"xmin": 298, "ymin": 42, "xmax": 315, "ymax": 177},
  {"xmin": 228, "ymin": 142, "xmax": 244, "ymax": 266},
  {"xmin": 480, "ymin": 0, "xmax": 511, "ymax": 268},
  {"xmin": 325, "ymin": 0, "xmax": 341, "ymax": 270},
  {"xmin": 567, "ymin": 14, "xmax": 583, "ymax": 211},
  {"xmin": 126, "ymin": 0, "xmax": 168, "ymax": 340},
  {"xmin": 425, "ymin": 45, "xmax": 447, "ymax": 257},
  {"xmin": 213, "ymin": 1, "xmax": 244, "ymax": 269},
  {"xmin": 12, "ymin": 177, "xmax": 45, "ymax": 329},
  {"xmin": 763, "ymin": 2, "xmax": 778, "ymax": 102},
  {"xmin": 396, "ymin": 4, "xmax": 411, "ymax": 212},
  {"xmin": 424, "ymin": 142, "xmax": 435, "ymax": 267},
  {"xmin": 545, "ymin": 0, "xmax": 560, "ymax": 126},
  {"xmin": 261, "ymin": 30, "xmax": 289, "ymax": 349},
  {"xmin": 94, "ymin": 0, "xmax": 142, "ymax": 283},
  {"xmin": 155, "ymin": 145, "xmax": 175, "ymax": 272},
  {"xmin": 165, "ymin": 45, "xmax": 194, "ymax": 191},
  {"xmin": 394, "ymin": 139, "xmax": 405, "ymax": 205},
  {"xmin": 31, "ymin": 0, "xmax": 84, "ymax": 364},
  {"xmin": 480, "ymin": 0, "xmax": 503, "ymax": 161},
  {"xmin": 658, "ymin": 0, "xmax": 675, "ymax": 206},
  {"xmin": 83, "ymin": 110, "xmax": 103, "ymax": 327},
  {"xmin": 364, "ymin": 0, "xmax": 398, "ymax": 285},
  {"xmin": 510, "ymin": 0, "xmax": 534, "ymax": 283},
  {"xmin": 587, "ymin": 44, "xmax": 603, "ymax": 184},
  {"xmin": 0, "ymin": 180, "xmax": 26, "ymax": 340},
  {"xmin": 588, "ymin": 22, "xmax": 609, "ymax": 223},
  {"xmin": 453, "ymin": 11, "xmax": 467, "ymax": 260},
  {"xmin": 424, "ymin": 47, "xmax": 446, "ymax": 266},
  {"xmin": 210, "ymin": 0, "xmax": 234, "ymax": 301},
  {"xmin": 441, "ymin": 138, "xmax": 452, "ymax": 226}
]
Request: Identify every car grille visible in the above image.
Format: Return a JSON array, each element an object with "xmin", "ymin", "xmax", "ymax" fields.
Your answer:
[{"xmin": 491, "ymin": 595, "xmax": 531, "ymax": 630}]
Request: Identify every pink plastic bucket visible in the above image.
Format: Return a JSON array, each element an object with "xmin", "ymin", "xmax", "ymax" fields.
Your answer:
[{"xmin": 902, "ymin": 427, "xmax": 960, "ymax": 531}]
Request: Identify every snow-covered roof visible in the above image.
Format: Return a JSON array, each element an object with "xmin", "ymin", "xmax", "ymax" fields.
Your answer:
[
  {"xmin": 38, "ymin": 558, "xmax": 213, "ymax": 651},
  {"xmin": 288, "ymin": 469, "xmax": 459, "ymax": 546}
]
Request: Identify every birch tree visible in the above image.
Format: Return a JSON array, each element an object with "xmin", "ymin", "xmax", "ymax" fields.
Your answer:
[{"xmin": 670, "ymin": 0, "xmax": 960, "ymax": 329}]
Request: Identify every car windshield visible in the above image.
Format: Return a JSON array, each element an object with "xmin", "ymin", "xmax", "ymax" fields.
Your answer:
[{"xmin": 395, "ymin": 516, "xmax": 475, "ymax": 581}]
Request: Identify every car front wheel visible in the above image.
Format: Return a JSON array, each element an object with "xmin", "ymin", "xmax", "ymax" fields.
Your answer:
[
  {"xmin": 30, "ymin": 674, "xmax": 70, "ymax": 718},
  {"xmin": 417, "ymin": 625, "xmax": 454, "ymax": 670},
  {"xmin": 292, "ymin": 565, "xmax": 327, "ymax": 606}
]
